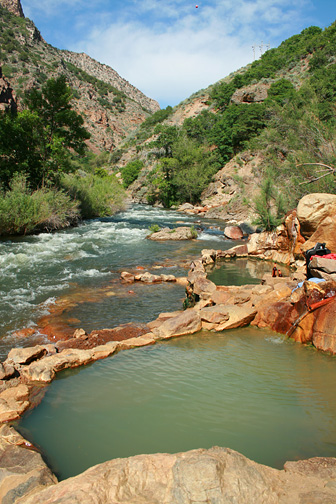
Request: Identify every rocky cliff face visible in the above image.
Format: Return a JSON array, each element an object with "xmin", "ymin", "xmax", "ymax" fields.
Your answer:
[
  {"xmin": 0, "ymin": 0, "xmax": 23, "ymax": 17},
  {"xmin": 0, "ymin": 3, "xmax": 160, "ymax": 151}
]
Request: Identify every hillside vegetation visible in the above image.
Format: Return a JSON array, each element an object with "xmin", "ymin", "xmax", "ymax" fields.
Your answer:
[
  {"xmin": 1, "ymin": 0, "xmax": 336, "ymax": 235},
  {"xmin": 111, "ymin": 23, "xmax": 336, "ymax": 228}
]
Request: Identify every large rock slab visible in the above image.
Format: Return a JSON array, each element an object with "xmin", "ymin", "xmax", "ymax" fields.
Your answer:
[
  {"xmin": 20, "ymin": 349, "xmax": 94, "ymax": 383},
  {"xmin": 215, "ymin": 304, "xmax": 257, "ymax": 331},
  {"xmin": 16, "ymin": 447, "xmax": 336, "ymax": 504},
  {"xmin": 297, "ymin": 193, "xmax": 336, "ymax": 237},
  {"xmin": 152, "ymin": 310, "xmax": 202, "ymax": 339},
  {"xmin": 0, "ymin": 424, "xmax": 57, "ymax": 504}
]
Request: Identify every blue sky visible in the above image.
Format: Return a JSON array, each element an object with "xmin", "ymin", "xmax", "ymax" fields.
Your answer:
[{"xmin": 21, "ymin": 0, "xmax": 336, "ymax": 108}]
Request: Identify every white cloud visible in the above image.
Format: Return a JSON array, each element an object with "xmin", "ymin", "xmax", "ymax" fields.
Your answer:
[
  {"xmin": 72, "ymin": 0, "xmax": 311, "ymax": 106},
  {"xmin": 23, "ymin": 0, "xmax": 315, "ymax": 106}
]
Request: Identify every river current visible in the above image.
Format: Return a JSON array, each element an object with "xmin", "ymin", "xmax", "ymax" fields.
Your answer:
[
  {"xmin": 2, "ymin": 204, "xmax": 335, "ymax": 480},
  {"xmin": 0, "ymin": 204, "xmax": 233, "ymax": 358}
]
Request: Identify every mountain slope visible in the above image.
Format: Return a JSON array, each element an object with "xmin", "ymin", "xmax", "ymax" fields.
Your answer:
[
  {"xmin": 0, "ymin": 0, "xmax": 159, "ymax": 152},
  {"xmin": 113, "ymin": 22, "xmax": 336, "ymax": 226}
]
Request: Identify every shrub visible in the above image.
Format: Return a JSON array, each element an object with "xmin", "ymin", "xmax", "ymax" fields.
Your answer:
[
  {"xmin": 121, "ymin": 160, "xmax": 144, "ymax": 188},
  {"xmin": 61, "ymin": 173, "xmax": 126, "ymax": 218},
  {"xmin": 0, "ymin": 174, "xmax": 79, "ymax": 236}
]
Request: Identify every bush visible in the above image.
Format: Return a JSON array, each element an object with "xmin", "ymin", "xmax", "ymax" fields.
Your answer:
[
  {"xmin": 0, "ymin": 174, "xmax": 80, "ymax": 236},
  {"xmin": 121, "ymin": 160, "xmax": 144, "ymax": 188},
  {"xmin": 61, "ymin": 173, "xmax": 126, "ymax": 218}
]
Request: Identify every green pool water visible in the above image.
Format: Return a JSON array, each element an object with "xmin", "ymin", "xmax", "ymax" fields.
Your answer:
[{"xmin": 17, "ymin": 327, "xmax": 336, "ymax": 480}]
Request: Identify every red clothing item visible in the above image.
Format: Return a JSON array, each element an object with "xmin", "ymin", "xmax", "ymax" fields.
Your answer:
[{"xmin": 310, "ymin": 253, "xmax": 336, "ymax": 261}]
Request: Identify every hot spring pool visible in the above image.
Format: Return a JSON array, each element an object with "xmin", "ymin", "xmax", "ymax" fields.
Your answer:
[{"xmin": 17, "ymin": 327, "xmax": 336, "ymax": 480}]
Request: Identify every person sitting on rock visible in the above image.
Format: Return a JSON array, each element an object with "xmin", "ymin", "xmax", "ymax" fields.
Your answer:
[
  {"xmin": 272, "ymin": 264, "xmax": 277, "ymax": 277},
  {"xmin": 278, "ymin": 269, "xmax": 283, "ymax": 277}
]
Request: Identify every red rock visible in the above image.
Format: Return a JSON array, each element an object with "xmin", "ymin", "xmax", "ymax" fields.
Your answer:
[{"xmin": 224, "ymin": 225, "xmax": 244, "ymax": 240}]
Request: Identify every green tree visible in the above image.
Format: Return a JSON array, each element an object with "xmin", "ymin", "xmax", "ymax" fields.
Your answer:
[{"xmin": 24, "ymin": 75, "xmax": 90, "ymax": 185}]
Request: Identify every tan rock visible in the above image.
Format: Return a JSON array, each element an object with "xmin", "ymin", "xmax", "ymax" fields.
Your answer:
[
  {"xmin": 201, "ymin": 249, "xmax": 217, "ymax": 264},
  {"xmin": 300, "ymin": 213, "xmax": 336, "ymax": 255},
  {"xmin": 199, "ymin": 305, "xmax": 229, "ymax": 324},
  {"xmin": 6, "ymin": 345, "xmax": 50, "ymax": 366},
  {"xmin": 0, "ymin": 384, "xmax": 30, "ymax": 422},
  {"xmin": 0, "ymin": 424, "xmax": 57, "ymax": 504},
  {"xmin": 152, "ymin": 309, "xmax": 202, "ymax": 340},
  {"xmin": 16, "ymin": 446, "xmax": 336, "ymax": 504},
  {"xmin": 0, "ymin": 362, "xmax": 16, "ymax": 380},
  {"xmin": 217, "ymin": 243, "xmax": 249, "ymax": 259},
  {"xmin": 192, "ymin": 277, "xmax": 217, "ymax": 300},
  {"xmin": 224, "ymin": 225, "xmax": 244, "ymax": 240},
  {"xmin": 215, "ymin": 305, "xmax": 257, "ymax": 331},
  {"xmin": 118, "ymin": 333, "xmax": 156, "ymax": 350},
  {"xmin": 20, "ymin": 349, "xmax": 94, "ymax": 383},
  {"xmin": 120, "ymin": 271, "xmax": 135, "ymax": 283},
  {"xmin": 148, "ymin": 226, "xmax": 197, "ymax": 241},
  {"xmin": 297, "ymin": 193, "xmax": 336, "ymax": 237},
  {"xmin": 210, "ymin": 287, "xmax": 231, "ymax": 305}
]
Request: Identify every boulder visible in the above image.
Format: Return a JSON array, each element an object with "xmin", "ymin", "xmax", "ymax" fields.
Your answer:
[
  {"xmin": 297, "ymin": 193, "xmax": 336, "ymax": 238},
  {"xmin": 201, "ymin": 249, "xmax": 217, "ymax": 265},
  {"xmin": 199, "ymin": 305, "xmax": 230, "ymax": 324},
  {"xmin": 309, "ymin": 256, "xmax": 336, "ymax": 281},
  {"xmin": 15, "ymin": 446, "xmax": 336, "ymax": 504},
  {"xmin": 152, "ymin": 310, "xmax": 202, "ymax": 339},
  {"xmin": 247, "ymin": 230, "xmax": 293, "ymax": 264},
  {"xmin": 300, "ymin": 214, "xmax": 336, "ymax": 255},
  {"xmin": 120, "ymin": 271, "xmax": 135, "ymax": 283},
  {"xmin": 215, "ymin": 305, "xmax": 257, "ymax": 331},
  {"xmin": 192, "ymin": 277, "xmax": 217, "ymax": 300},
  {"xmin": 224, "ymin": 225, "xmax": 244, "ymax": 240},
  {"xmin": 0, "ymin": 424, "xmax": 57, "ymax": 504},
  {"xmin": 147, "ymin": 227, "xmax": 197, "ymax": 241},
  {"xmin": 217, "ymin": 243, "xmax": 248, "ymax": 259},
  {"xmin": 6, "ymin": 345, "xmax": 51, "ymax": 367},
  {"xmin": 20, "ymin": 349, "xmax": 94, "ymax": 383}
]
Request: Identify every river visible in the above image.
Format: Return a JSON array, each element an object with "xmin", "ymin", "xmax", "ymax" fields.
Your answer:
[{"xmin": 2, "ymin": 204, "xmax": 335, "ymax": 480}]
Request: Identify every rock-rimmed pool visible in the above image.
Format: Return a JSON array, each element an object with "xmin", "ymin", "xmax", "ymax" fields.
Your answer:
[{"xmin": 17, "ymin": 327, "xmax": 336, "ymax": 480}]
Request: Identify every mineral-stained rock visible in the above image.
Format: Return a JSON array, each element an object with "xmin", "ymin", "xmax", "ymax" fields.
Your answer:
[
  {"xmin": 312, "ymin": 299, "xmax": 336, "ymax": 353},
  {"xmin": 0, "ymin": 424, "xmax": 57, "ymax": 504},
  {"xmin": 14, "ymin": 446, "xmax": 336, "ymax": 504},
  {"xmin": 152, "ymin": 309, "xmax": 202, "ymax": 339}
]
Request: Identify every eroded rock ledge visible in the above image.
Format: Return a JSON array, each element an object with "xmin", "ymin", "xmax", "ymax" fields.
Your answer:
[{"xmin": 1, "ymin": 443, "xmax": 335, "ymax": 504}]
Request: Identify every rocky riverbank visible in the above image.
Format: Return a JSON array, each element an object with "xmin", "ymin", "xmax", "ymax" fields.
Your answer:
[{"xmin": 1, "ymin": 192, "xmax": 336, "ymax": 503}]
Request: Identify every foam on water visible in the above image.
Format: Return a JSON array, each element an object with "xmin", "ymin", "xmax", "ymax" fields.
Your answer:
[{"xmin": 0, "ymin": 204, "xmax": 231, "ymax": 350}]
